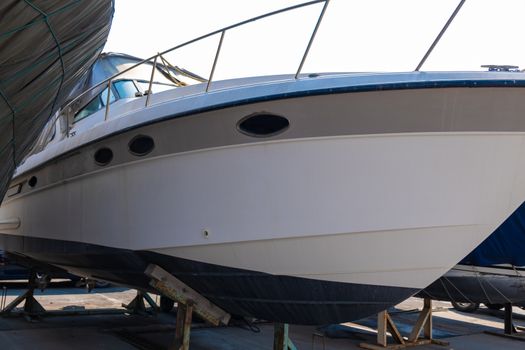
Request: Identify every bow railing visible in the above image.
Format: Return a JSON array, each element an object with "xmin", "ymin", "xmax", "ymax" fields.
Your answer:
[
  {"xmin": 62, "ymin": 0, "xmax": 330, "ymax": 134},
  {"xmin": 61, "ymin": 0, "xmax": 469, "ymax": 137}
]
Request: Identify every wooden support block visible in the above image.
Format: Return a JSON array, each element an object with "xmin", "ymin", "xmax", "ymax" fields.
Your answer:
[
  {"xmin": 377, "ymin": 311, "xmax": 388, "ymax": 346},
  {"xmin": 1, "ymin": 289, "xmax": 32, "ymax": 314},
  {"xmin": 23, "ymin": 293, "xmax": 46, "ymax": 315},
  {"xmin": 142, "ymin": 292, "xmax": 160, "ymax": 312},
  {"xmin": 408, "ymin": 299, "xmax": 431, "ymax": 342},
  {"xmin": 386, "ymin": 311, "xmax": 405, "ymax": 344},
  {"xmin": 1, "ymin": 288, "xmax": 45, "ymax": 316},
  {"xmin": 504, "ymin": 303, "xmax": 516, "ymax": 335},
  {"xmin": 172, "ymin": 303, "xmax": 193, "ymax": 350},
  {"xmin": 483, "ymin": 303, "xmax": 525, "ymax": 341},
  {"xmin": 122, "ymin": 291, "xmax": 147, "ymax": 314},
  {"xmin": 360, "ymin": 299, "xmax": 448, "ymax": 350},
  {"xmin": 145, "ymin": 264, "xmax": 230, "ymax": 326},
  {"xmin": 431, "ymin": 339, "xmax": 450, "ymax": 346},
  {"xmin": 360, "ymin": 339, "xmax": 435, "ymax": 350},
  {"xmin": 376, "ymin": 310, "xmax": 404, "ymax": 346},
  {"xmin": 423, "ymin": 298, "xmax": 432, "ymax": 339}
]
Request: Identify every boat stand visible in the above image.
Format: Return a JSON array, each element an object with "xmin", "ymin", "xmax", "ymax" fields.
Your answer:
[
  {"xmin": 0, "ymin": 272, "xmax": 46, "ymax": 318},
  {"xmin": 274, "ymin": 323, "xmax": 298, "ymax": 350},
  {"xmin": 122, "ymin": 290, "xmax": 159, "ymax": 315},
  {"xmin": 360, "ymin": 298, "xmax": 449, "ymax": 350},
  {"xmin": 484, "ymin": 303, "xmax": 525, "ymax": 342},
  {"xmin": 145, "ymin": 264, "xmax": 231, "ymax": 350}
]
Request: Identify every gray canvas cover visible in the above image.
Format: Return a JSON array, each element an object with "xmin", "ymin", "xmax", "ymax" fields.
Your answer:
[{"xmin": 0, "ymin": 0, "xmax": 114, "ymax": 200}]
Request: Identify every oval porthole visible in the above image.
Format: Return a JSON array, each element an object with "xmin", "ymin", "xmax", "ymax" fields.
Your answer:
[
  {"xmin": 28, "ymin": 176, "xmax": 38, "ymax": 188},
  {"xmin": 129, "ymin": 135, "xmax": 155, "ymax": 156},
  {"xmin": 94, "ymin": 147, "xmax": 113, "ymax": 166},
  {"xmin": 237, "ymin": 113, "xmax": 289, "ymax": 137}
]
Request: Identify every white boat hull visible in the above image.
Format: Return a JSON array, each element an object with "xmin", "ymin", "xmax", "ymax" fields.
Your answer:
[
  {"xmin": 2, "ymin": 131, "xmax": 524, "ymax": 286},
  {"xmin": 2, "ymin": 79, "xmax": 525, "ymax": 323}
]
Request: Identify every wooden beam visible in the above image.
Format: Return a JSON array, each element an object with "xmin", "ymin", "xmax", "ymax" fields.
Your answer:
[
  {"xmin": 360, "ymin": 299, "xmax": 448, "ymax": 350},
  {"xmin": 145, "ymin": 264, "xmax": 230, "ymax": 326},
  {"xmin": 408, "ymin": 299, "xmax": 431, "ymax": 342},
  {"xmin": 504, "ymin": 303, "xmax": 516, "ymax": 335},
  {"xmin": 423, "ymin": 298, "xmax": 432, "ymax": 339},
  {"xmin": 377, "ymin": 310, "xmax": 388, "ymax": 346},
  {"xmin": 386, "ymin": 311, "xmax": 405, "ymax": 344},
  {"xmin": 172, "ymin": 303, "xmax": 193, "ymax": 350}
]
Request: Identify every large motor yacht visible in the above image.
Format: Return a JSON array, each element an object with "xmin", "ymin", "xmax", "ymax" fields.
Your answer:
[{"xmin": 2, "ymin": 1, "xmax": 525, "ymax": 324}]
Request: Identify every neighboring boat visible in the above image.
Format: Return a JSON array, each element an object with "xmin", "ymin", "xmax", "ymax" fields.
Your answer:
[
  {"xmin": 2, "ymin": 1, "xmax": 525, "ymax": 325},
  {"xmin": 417, "ymin": 264, "xmax": 525, "ymax": 312},
  {"xmin": 0, "ymin": 0, "xmax": 114, "ymax": 201}
]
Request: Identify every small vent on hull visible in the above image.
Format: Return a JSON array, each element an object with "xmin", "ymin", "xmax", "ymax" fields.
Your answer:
[
  {"xmin": 94, "ymin": 147, "xmax": 113, "ymax": 166},
  {"xmin": 237, "ymin": 113, "xmax": 289, "ymax": 137},
  {"xmin": 129, "ymin": 135, "xmax": 155, "ymax": 156}
]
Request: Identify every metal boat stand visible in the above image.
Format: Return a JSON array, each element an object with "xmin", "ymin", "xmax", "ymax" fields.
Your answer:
[
  {"xmin": 484, "ymin": 303, "xmax": 525, "ymax": 342},
  {"xmin": 0, "ymin": 272, "xmax": 46, "ymax": 319},
  {"xmin": 360, "ymin": 298, "xmax": 449, "ymax": 350},
  {"xmin": 145, "ymin": 264, "xmax": 231, "ymax": 350},
  {"xmin": 122, "ymin": 290, "xmax": 159, "ymax": 315}
]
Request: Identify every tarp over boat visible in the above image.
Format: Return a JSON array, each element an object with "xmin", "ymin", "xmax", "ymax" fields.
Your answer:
[
  {"xmin": 461, "ymin": 201, "xmax": 525, "ymax": 267},
  {"xmin": 0, "ymin": 0, "xmax": 114, "ymax": 200}
]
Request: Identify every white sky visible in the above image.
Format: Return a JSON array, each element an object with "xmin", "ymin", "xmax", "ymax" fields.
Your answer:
[{"xmin": 104, "ymin": 0, "xmax": 525, "ymax": 80}]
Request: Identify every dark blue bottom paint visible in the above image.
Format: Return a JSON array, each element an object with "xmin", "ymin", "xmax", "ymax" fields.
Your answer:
[{"xmin": 0, "ymin": 234, "xmax": 418, "ymax": 325}]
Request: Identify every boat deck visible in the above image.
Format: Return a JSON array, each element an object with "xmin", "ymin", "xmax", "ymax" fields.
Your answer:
[{"xmin": 0, "ymin": 283, "xmax": 524, "ymax": 349}]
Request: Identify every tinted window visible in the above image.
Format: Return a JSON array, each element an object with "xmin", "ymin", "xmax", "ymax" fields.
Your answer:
[
  {"xmin": 74, "ymin": 95, "xmax": 103, "ymax": 122},
  {"xmin": 136, "ymin": 81, "xmax": 175, "ymax": 94},
  {"xmin": 100, "ymin": 86, "xmax": 116, "ymax": 106},
  {"xmin": 74, "ymin": 87, "xmax": 115, "ymax": 122},
  {"xmin": 94, "ymin": 148, "xmax": 113, "ymax": 166},
  {"xmin": 114, "ymin": 80, "xmax": 138, "ymax": 99},
  {"xmin": 129, "ymin": 135, "xmax": 155, "ymax": 156},
  {"xmin": 238, "ymin": 113, "xmax": 289, "ymax": 137}
]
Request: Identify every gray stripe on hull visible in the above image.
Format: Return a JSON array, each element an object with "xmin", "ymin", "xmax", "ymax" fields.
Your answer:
[{"xmin": 8, "ymin": 86, "xmax": 525, "ymax": 195}]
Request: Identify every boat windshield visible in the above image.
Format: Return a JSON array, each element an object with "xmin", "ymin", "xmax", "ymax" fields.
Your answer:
[
  {"xmin": 74, "ymin": 86, "xmax": 116, "ymax": 123},
  {"xmin": 67, "ymin": 53, "xmax": 205, "ymax": 124}
]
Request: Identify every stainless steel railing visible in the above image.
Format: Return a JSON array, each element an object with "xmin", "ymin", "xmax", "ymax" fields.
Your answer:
[
  {"xmin": 61, "ymin": 0, "xmax": 468, "ymax": 137},
  {"xmin": 62, "ymin": 0, "xmax": 331, "ymax": 133}
]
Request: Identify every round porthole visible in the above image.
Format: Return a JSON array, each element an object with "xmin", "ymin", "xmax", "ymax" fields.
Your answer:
[
  {"xmin": 94, "ymin": 147, "xmax": 113, "ymax": 166},
  {"xmin": 129, "ymin": 135, "xmax": 155, "ymax": 156},
  {"xmin": 237, "ymin": 113, "xmax": 289, "ymax": 137},
  {"xmin": 28, "ymin": 176, "xmax": 38, "ymax": 188}
]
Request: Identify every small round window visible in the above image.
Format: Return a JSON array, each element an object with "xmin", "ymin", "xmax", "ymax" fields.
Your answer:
[
  {"xmin": 129, "ymin": 135, "xmax": 155, "ymax": 156},
  {"xmin": 94, "ymin": 147, "xmax": 113, "ymax": 166},
  {"xmin": 237, "ymin": 113, "xmax": 289, "ymax": 137}
]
